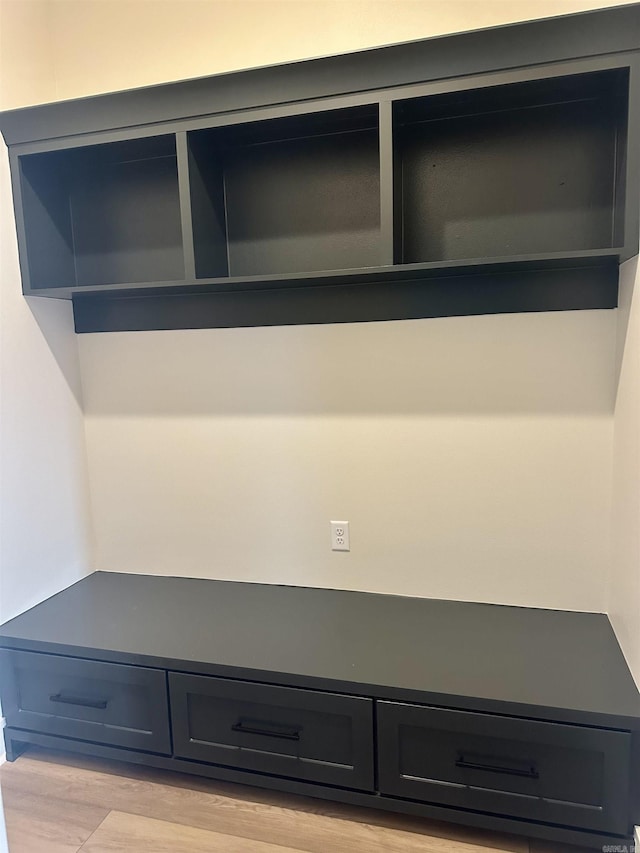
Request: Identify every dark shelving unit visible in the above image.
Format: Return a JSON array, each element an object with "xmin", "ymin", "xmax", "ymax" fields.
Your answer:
[
  {"xmin": 19, "ymin": 135, "xmax": 184, "ymax": 289},
  {"xmin": 187, "ymin": 106, "xmax": 381, "ymax": 279},
  {"xmin": 393, "ymin": 70, "xmax": 629, "ymax": 265},
  {"xmin": 1, "ymin": 5, "xmax": 639, "ymax": 330}
]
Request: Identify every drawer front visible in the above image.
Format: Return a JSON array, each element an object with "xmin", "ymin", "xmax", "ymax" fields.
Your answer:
[
  {"xmin": 169, "ymin": 672, "xmax": 374, "ymax": 790},
  {"xmin": 0, "ymin": 649, "xmax": 171, "ymax": 754},
  {"xmin": 377, "ymin": 702, "xmax": 631, "ymax": 834}
]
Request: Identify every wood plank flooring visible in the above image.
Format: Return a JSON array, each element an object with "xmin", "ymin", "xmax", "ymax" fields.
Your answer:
[{"xmin": 0, "ymin": 748, "xmax": 589, "ymax": 853}]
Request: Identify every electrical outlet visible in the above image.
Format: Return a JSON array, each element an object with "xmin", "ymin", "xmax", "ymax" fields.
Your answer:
[{"xmin": 331, "ymin": 520, "xmax": 350, "ymax": 551}]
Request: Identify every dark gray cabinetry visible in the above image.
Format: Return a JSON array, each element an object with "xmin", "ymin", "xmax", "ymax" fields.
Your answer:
[
  {"xmin": 188, "ymin": 106, "xmax": 382, "ymax": 280},
  {"xmin": 377, "ymin": 702, "xmax": 631, "ymax": 834},
  {"xmin": 169, "ymin": 673, "xmax": 374, "ymax": 789},
  {"xmin": 18, "ymin": 136, "xmax": 183, "ymax": 290},
  {"xmin": 393, "ymin": 71, "xmax": 629, "ymax": 265},
  {"xmin": 0, "ymin": 572, "xmax": 638, "ymax": 850},
  {"xmin": 0, "ymin": 648, "xmax": 171, "ymax": 754},
  {"xmin": 1, "ymin": 6, "xmax": 639, "ymax": 331}
]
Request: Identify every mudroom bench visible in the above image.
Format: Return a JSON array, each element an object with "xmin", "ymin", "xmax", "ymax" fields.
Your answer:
[{"xmin": 1, "ymin": 571, "xmax": 638, "ymax": 849}]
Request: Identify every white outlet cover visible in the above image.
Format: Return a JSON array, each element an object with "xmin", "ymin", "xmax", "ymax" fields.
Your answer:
[{"xmin": 330, "ymin": 520, "xmax": 350, "ymax": 551}]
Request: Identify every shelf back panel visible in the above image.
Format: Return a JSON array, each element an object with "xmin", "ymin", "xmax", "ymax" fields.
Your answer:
[
  {"xmin": 224, "ymin": 128, "xmax": 381, "ymax": 277},
  {"xmin": 397, "ymin": 75, "xmax": 624, "ymax": 264},
  {"xmin": 70, "ymin": 155, "xmax": 184, "ymax": 286}
]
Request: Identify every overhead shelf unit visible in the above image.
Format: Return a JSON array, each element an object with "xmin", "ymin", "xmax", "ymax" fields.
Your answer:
[{"xmin": 1, "ymin": 5, "xmax": 639, "ymax": 331}]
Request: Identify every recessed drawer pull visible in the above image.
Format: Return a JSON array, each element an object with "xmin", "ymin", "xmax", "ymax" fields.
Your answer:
[
  {"xmin": 455, "ymin": 751, "xmax": 538, "ymax": 779},
  {"xmin": 231, "ymin": 718, "xmax": 301, "ymax": 741},
  {"xmin": 49, "ymin": 693, "xmax": 108, "ymax": 710}
]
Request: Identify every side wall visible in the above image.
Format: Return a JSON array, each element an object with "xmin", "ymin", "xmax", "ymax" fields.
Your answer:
[
  {"xmin": 610, "ymin": 257, "xmax": 640, "ymax": 683},
  {"xmin": 0, "ymin": 0, "xmax": 92, "ymax": 626}
]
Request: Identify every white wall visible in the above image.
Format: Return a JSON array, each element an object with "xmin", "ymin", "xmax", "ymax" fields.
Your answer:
[
  {"xmin": 610, "ymin": 257, "xmax": 640, "ymax": 682},
  {"xmin": 80, "ymin": 311, "xmax": 615, "ymax": 610},
  {"xmin": 44, "ymin": 0, "xmax": 640, "ymax": 101},
  {"xmin": 0, "ymin": 0, "xmax": 92, "ymax": 624}
]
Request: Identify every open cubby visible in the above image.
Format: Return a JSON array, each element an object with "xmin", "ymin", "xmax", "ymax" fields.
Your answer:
[
  {"xmin": 187, "ymin": 106, "xmax": 381, "ymax": 279},
  {"xmin": 394, "ymin": 70, "xmax": 629, "ymax": 265},
  {"xmin": 19, "ymin": 135, "xmax": 184, "ymax": 288}
]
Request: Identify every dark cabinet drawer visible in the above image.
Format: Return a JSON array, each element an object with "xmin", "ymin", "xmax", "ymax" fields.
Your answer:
[
  {"xmin": 169, "ymin": 672, "xmax": 374, "ymax": 790},
  {"xmin": 377, "ymin": 702, "xmax": 631, "ymax": 834},
  {"xmin": 0, "ymin": 650, "xmax": 171, "ymax": 754}
]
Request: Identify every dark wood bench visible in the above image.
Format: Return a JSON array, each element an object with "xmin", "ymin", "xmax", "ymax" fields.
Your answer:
[{"xmin": 1, "ymin": 571, "xmax": 638, "ymax": 849}]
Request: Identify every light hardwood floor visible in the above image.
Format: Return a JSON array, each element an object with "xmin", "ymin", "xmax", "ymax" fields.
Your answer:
[{"xmin": 0, "ymin": 748, "xmax": 588, "ymax": 853}]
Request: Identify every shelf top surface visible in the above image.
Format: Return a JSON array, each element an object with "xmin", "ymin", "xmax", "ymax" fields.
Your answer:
[
  {"xmin": 1, "ymin": 572, "xmax": 639, "ymax": 726},
  {"xmin": 37, "ymin": 248, "xmax": 621, "ymax": 296}
]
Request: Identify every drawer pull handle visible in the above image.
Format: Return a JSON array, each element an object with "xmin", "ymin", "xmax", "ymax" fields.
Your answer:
[
  {"xmin": 231, "ymin": 718, "xmax": 301, "ymax": 741},
  {"xmin": 455, "ymin": 752, "xmax": 538, "ymax": 779},
  {"xmin": 49, "ymin": 693, "xmax": 108, "ymax": 710}
]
